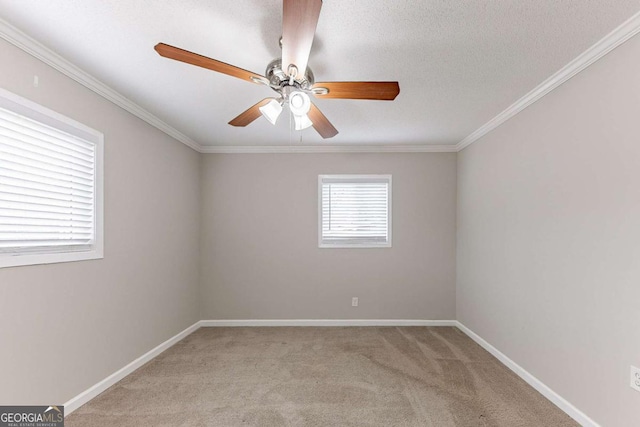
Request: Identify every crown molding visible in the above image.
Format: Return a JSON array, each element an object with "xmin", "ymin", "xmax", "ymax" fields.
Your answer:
[
  {"xmin": 456, "ymin": 10, "xmax": 640, "ymax": 152},
  {"xmin": 4, "ymin": 9, "xmax": 640, "ymax": 156},
  {"xmin": 0, "ymin": 17, "xmax": 452, "ymax": 156},
  {"xmin": 0, "ymin": 18, "xmax": 203, "ymax": 152},
  {"xmin": 199, "ymin": 144, "xmax": 457, "ymax": 154}
]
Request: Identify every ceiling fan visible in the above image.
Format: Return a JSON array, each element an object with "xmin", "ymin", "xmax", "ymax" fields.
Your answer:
[{"xmin": 154, "ymin": 0, "xmax": 399, "ymax": 139}]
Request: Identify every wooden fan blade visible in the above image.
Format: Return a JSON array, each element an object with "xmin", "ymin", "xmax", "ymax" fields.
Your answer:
[
  {"xmin": 229, "ymin": 99, "xmax": 272, "ymax": 127},
  {"xmin": 312, "ymin": 82, "xmax": 400, "ymax": 100},
  {"xmin": 308, "ymin": 102, "xmax": 338, "ymax": 139},
  {"xmin": 155, "ymin": 43, "xmax": 266, "ymax": 84},
  {"xmin": 281, "ymin": 0, "xmax": 322, "ymax": 81}
]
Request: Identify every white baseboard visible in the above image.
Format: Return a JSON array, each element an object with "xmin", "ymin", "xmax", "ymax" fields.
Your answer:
[
  {"xmin": 200, "ymin": 319, "xmax": 457, "ymax": 327},
  {"xmin": 454, "ymin": 321, "xmax": 598, "ymax": 427},
  {"xmin": 63, "ymin": 319, "xmax": 595, "ymax": 427},
  {"xmin": 63, "ymin": 320, "xmax": 201, "ymax": 416},
  {"xmin": 62, "ymin": 319, "xmax": 453, "ymax": 415}
]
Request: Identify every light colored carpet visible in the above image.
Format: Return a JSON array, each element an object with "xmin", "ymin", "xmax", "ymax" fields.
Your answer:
[{"xmin": 66, "ymin": 327, "xmax": 577, "ymax": 426}]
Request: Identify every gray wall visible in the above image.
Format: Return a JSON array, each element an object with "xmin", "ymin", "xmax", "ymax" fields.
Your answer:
[
  {"xmin": 456, "ymin": 34, "xmax": 640, "ymax": 426},
  {"xmin": 0, "ymin": 40, "xmax": 201, "ymax": 404},
  {"xmin": 5, "ymin": 16, "xmax": 638, "ymax": 425},
  {"xmin": 200, "ymin": 153, "xmax": 457, "ymax": 320}
]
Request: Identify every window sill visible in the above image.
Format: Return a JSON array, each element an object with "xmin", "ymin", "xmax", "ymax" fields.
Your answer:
[
  {"xmin": 318, "ymin": 243, "xmax": 392, "ymax": 249},
  {"xmin": 0, "ymin": 249, "xmax": 104, "ymax": 269}
]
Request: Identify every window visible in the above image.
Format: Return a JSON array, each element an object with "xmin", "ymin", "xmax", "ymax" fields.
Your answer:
[
  {"xmin": 0, "ymin": 88, "xmax": 103, "ymax": 268},
  {"xmin": 318, "ymin": 175, "xmax": 392, "ymax": 248}
]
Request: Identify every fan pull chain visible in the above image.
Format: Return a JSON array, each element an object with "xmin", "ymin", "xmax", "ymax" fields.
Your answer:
[{"xmin": 289, "ymin": 107, "xmax": 293, "ymax": 145}]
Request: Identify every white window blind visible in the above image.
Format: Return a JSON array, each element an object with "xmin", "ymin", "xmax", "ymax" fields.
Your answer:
[
  {"xmin": 0, "ymin": 87, "xmax": 103, "ymax": 268},
  {"xmin": 319, "ymin": 175, "xmax": 391, "ymax": 248}
]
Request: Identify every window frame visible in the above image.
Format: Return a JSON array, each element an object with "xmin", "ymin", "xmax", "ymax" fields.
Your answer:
[
  {"xmin": 0, "ymin": 87, "xmax": 104, "ymax": 269},
  {"xmin": 318, "ymin": 174, "xmax": 392, "ymax": 249}
]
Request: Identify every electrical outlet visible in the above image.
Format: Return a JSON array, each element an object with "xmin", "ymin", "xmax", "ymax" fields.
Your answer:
[
  {"xmin": 631, "ymin": 366, "xmax": 640, "ymax": 392},
  {"xmin": 351, "ymin": 297, "xmax": 359, "ymax": 307},
  {"xmin": 33, "ymin": 75, "xmax": 39, "ymax": 87}
]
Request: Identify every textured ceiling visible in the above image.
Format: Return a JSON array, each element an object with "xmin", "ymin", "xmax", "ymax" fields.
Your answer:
[{"xmin": 0, "ymin": 1, "xmax": 639, "ymax": 147}]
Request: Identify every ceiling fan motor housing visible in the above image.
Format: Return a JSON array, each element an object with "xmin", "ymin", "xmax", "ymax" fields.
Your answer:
[{"xmin": 266, "ymin": 58, "xmax": 315, "ymax": 92}]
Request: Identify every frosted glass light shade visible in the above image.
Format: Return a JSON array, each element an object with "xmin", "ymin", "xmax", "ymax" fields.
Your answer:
[
  {"xmin": 259, "ymin": 99, "xmax": 283, "ymax": 125},
  {"xmin": 289, "ymin": 91, "xmax": 311, "ymax": 116},
  {"xmin": 294, "ymin": 113, "xmax": 313, "ymax": 130}
]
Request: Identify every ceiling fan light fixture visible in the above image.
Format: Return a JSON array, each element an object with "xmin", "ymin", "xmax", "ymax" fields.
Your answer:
[
  {"xmin": 287, "ymin": 64, "xmax": 298, "ymax": 85},
  {"xmin": 289, "ymin": 91, "xmax": 311, "ymax": 116},
  {"xmin": 294, "ymin": 113, "xmax": 313, "ymax": 131},
  {"xmin": 259, "ymin": 98, "xmax": 283, "ymax": 125},
  {"xmin": 155, "ymin": 0, "xmax": 399, "ymax": 139}
]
